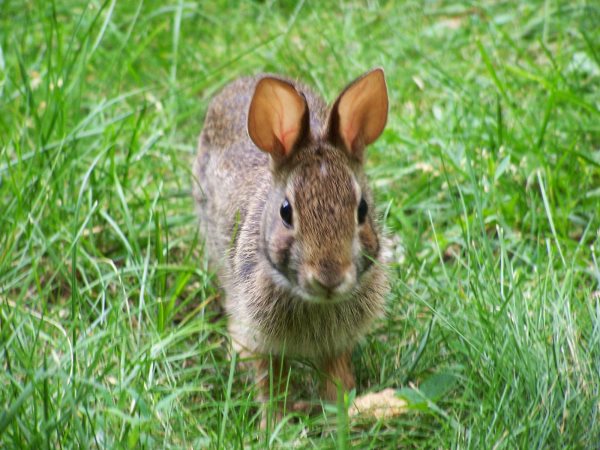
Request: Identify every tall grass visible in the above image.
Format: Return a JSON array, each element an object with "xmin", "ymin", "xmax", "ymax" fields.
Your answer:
[{"xmin": 1, "ymin": 0, "xmax": 599, "ymax": 447}]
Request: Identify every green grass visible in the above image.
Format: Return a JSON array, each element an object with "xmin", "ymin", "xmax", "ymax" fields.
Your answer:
[{"xmin": 1, "ymin": 0, "xmax": 599, "ymax": 447}]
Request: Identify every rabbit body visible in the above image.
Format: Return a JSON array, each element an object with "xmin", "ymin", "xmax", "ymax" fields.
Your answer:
[{"xmin": 193, "ymin": 70, "xmax": 390, "ymax": 402}]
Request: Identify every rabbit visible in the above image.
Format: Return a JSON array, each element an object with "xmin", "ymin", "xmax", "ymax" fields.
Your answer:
[{"xmin": 192, "ymin": 68, "xmax": 390, "ymax": 422}]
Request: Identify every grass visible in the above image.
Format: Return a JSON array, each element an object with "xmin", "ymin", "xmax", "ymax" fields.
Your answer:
[{"xmin": 1, "ymin": 0, "xmax": 599, "ymax": 447}]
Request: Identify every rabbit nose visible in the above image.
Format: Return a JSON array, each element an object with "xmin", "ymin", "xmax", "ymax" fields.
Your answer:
[
  {"xmin": 307, "ymin": 271, "xmax": 343, "ymax": 291},
  {"xmin": 305, "ymin": 263, "xmax": 354, "ymax": 294}
]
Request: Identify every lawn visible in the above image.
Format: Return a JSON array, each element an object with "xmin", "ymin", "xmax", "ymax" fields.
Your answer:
[{"xmin": 1, "ymin": 0, "xmax": 599, "ymax": 448}]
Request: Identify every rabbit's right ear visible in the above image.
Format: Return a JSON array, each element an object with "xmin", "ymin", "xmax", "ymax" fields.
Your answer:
[
  {"xmin": 326, "ymin": 68, "xmax": 388, "ymax": 162},
  {"xmin": 248, "ymin": 77, "xmax": 309, "ymax": 163}
]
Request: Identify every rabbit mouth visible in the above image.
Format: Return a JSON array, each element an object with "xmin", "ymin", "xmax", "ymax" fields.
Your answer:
[
  {"xmin": 299, "ymin": 290, "xmax": 354, "ymax": 305},
  {"xmin": 264, "ymin": 256, "xmax": 358, "ymax": 303},
  {"xmin": 295, "ymin": 272, "xmax": 358, "ymax": 304},
  {"xmin": 284, "ymin": 282, "xmax": 354, "ymax": 304}
]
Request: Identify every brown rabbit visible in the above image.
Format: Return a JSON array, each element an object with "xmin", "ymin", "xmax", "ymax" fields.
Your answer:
[{"xmin": 193, "ymin": 69, "xmax": 390, "ymax": 421}]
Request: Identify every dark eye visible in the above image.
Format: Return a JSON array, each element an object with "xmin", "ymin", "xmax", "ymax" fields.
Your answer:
[
  {"xmin": 357, "ymin": 197, "xmax": 368, "ymax": 224},
  {"xmin": 280, "ymin": 198, "xmax": 293, "ymax": 227}
]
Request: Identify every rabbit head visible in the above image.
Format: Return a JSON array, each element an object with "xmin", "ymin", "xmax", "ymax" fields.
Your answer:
[{"xmin": 247, "ymin": 69, "xmax": 388, "ymax": 303}]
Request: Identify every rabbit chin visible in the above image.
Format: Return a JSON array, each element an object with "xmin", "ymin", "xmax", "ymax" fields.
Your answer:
[{"xmin": 297, "ymin": 289, "xmax": 356, "ymax": 305}]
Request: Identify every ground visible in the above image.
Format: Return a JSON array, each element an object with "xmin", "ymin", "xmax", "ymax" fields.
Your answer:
[{"xmin": 1, "ymin": 0, "xmax": 599, "ymax": 448}]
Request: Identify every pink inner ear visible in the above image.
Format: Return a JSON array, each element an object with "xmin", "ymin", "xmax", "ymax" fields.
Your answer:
[
  {"xmin": 268, "ymin": 82, "xmax": 305, "ymax": 156},
  {"xmin": 339, "ymin": 92, "xmax": 369, "ymax": 152},
  {"xmin": 278, "ymin": 125, "xmax": 300, "ymax": 153},
  {"xmin": 341, "ymin": 114, "xmax": 359, "ymax": 152},
  {"xmin": 334, "ymin": 68, "xmax": 388, "ymax": 156},
  {"xmin": 248, "ymin": 77, "xmax": 308, "ymax": 158}
]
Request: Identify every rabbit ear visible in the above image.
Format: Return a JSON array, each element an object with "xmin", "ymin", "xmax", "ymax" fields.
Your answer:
[
  {"xmin": 326, "ymin": 68, "xmax": 388, "ymax": 161},
  {"xmin": 248, "ymin": 77, "xmax": 309, "ymax": 162}
]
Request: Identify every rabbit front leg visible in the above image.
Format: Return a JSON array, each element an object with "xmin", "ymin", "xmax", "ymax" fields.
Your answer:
[{"xmin": 321, "ymin": 351, "xmax": 356, "ymax": 402}]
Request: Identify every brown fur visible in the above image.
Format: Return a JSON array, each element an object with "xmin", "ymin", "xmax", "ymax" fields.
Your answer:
[{"xmin": 192, "ymin": 70, "xmax": 390, "ymax": 420}]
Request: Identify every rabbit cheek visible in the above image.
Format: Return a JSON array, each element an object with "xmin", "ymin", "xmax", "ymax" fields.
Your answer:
[
  {"xmin": 358, "ymin": 220, "xmax": 379, "ymax": 270},
  {"xmin": 266, "ymin": 229, "xmax": 294, "ymax": 275}
]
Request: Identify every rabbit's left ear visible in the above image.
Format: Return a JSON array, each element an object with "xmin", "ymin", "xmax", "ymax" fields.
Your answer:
[
  {"xmin": 326, "ymin": 68, "xmax": 388, "ymax": 161},
  {"xmin": 248, "ymin": 77, "xmax": 309, "ymax": 164}
]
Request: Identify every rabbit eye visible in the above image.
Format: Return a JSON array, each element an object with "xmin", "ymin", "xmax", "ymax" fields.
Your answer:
[
  {"xmin": 280, "ymin": 198, "xmax": 293, "ymax": 227},
  {"xmin": 357, "ymin": 197, "xmax": 368, "ymax": 224}
]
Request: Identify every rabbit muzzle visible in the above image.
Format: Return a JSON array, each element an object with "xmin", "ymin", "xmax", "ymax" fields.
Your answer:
[{"xmin": 299, "ymin": 260, "xmax": 357, "ymax": 302}]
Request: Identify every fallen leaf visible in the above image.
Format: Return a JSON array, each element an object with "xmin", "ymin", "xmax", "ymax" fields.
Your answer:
[{"xmin": 349, "ymin": 388, "xmax": 408, "ymax": 419}]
